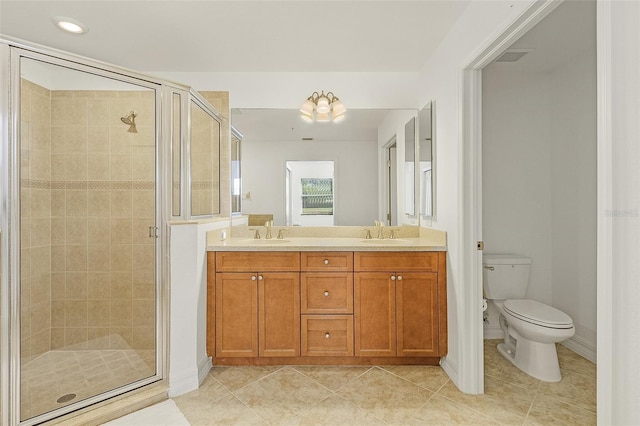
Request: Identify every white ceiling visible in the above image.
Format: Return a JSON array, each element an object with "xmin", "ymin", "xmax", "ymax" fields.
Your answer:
[
  {"xmin": 2, "ymin": 0, "xmax": 595, "ymax": 144},
  {"xmin": 0, "ymin": 0, "xmax": 471, "ymax": 73}
]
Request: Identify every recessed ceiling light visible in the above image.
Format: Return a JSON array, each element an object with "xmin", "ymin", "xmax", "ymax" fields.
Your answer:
[{"xmin": 52, "ymin": 16, "xmax": 88, "ymax": 34}]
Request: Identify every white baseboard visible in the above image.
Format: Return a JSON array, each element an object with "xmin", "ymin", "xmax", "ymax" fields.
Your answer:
[
  {"xmin": 168, "ymin": 367, "xmax": 198, "ymax": 398},
  {"xmin": 198, "ymin": 355, "xmax": 212, "ymax": 385},
  {"xmin": 561, "ymin": 335, "xmax": 596, "ymax": 363},
  {"xmin": 483, "ymin": 324, "xmax": 503, "ymax": 340},
  {"xmin": 440, "ymin": 356, "xmax": 459, "ymax": 389}
]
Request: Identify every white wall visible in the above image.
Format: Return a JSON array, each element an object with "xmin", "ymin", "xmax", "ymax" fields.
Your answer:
[
  {"xmin": 482, "ymin": 46, "xmax": 597, "ymax": 358},
  {"xmin": 549, "ymin": 48, "xmax": 597, "ymax": 354},
  {"xmin": 482, "ymin": 67, "xmax": 553, "ymax": 305},
  {"xmin": 169, "ymin": 220, "xmax": 228, "ymax": 397},
  {"xmin": 414, "ymin": 0, "xmax": 538, "ymax": 392},
  {"xmin": 154, "ymin": 72, "xmax": 420, "ymax": 110},
  {"xmin": 242, "ymin": 139, "xmax": 378, "ymax": 226}
]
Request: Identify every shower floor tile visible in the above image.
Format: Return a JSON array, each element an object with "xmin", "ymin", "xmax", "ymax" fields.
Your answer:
[{"xmin": 20, "ymin": 342, "xmax": 154, "ymax": 421}]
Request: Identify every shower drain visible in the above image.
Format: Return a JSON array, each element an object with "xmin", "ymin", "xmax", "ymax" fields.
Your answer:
[{"xmin": 56, "ymin": 393, "xmax": 76, "ymax": 404}]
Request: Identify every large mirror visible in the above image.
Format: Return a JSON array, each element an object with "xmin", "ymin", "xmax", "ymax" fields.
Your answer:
[
  {"xmin": 232, "ymin": 108, "xmax": 416, "ymax": 226},
  {"xmin": 231, "ymin": 126, "xmax": 242, "ymax": 214},
  {"xmin": 404, "ymin": 117, "xmax": 416, "ymax": 216},
  {"xmin": 419, "ymin": 101, "xmax": 435, "ymax": 220}
]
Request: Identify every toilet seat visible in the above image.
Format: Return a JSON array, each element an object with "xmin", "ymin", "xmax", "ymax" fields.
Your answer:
[{"xmin": 504, "ymin": 299, "xmax": 574, "ymax": 329}]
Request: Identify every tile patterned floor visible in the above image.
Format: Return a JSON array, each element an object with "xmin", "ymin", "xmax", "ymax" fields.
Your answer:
[{"xmin": 173, "ymin": 340, "xmax": 596, "ymax": 425}]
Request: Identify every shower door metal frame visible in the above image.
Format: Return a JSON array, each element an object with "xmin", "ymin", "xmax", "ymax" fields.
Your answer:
[{"xmin": 0, "ymin": 38, "xmax": 176, "ymax": 426}]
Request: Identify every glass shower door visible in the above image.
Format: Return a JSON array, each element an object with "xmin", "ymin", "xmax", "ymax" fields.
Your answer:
[{"xmin": 18, "ymin": 56, "xmax": 159, "ymax": 423}]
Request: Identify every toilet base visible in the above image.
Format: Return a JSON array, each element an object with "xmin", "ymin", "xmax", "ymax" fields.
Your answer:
[{"xmin": 496, "ymin": 339, "xmax": 562, "ymax": 382}]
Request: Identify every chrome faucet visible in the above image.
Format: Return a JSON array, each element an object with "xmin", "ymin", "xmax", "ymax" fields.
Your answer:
[{"xmin": 264, "ymin": 220, "xmax": 273, "ymax": 239}]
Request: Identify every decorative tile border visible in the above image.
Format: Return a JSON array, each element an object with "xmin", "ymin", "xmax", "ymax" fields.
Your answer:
[{"xmin": 21, "ymin": 179, "xmax": 154, "ymax": 190}]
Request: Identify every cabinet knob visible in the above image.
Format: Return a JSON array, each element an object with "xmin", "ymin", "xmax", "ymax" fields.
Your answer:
[
  {"xmin": 323, "ymin": 291, "xmax": 330, "ymax": 297},
  {"xmin": 323, "ymin": 259, "xmax": 329, "ymax": 265},
  {"xmin": 325, "ymin": 333, "xmax": 331, "ymax": 339},
  {"xmin": 397, "ymin": 275, "xmax": 403, "ymax": 281},
  {"xmin": 390, "ymin": 275, "xmax": 396, "ymax": 281},
  {"xmin": 258, "ymin": 275, "xmax": 263, "ymax": 281},
  {"xmin": 251, "ymin": 275, "xmax": 257, "ymax": 281}
]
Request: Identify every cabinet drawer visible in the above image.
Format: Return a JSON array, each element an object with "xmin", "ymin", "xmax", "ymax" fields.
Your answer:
[
  {"xmin": 301, "ymin": 273, "xmax": 354, "ymax": 314},
  {"xmin": 354, "ymin": 252, "xmax": 438, "ymax": 272},
  {"xmin": 301, "ymin": 315, "xmax": 354, "ymax": 356},
  {"xmin": 216, "ymin": 251, "xmax": 300, "ymax": 272},
  {"xmin": 301, "ymin": 252, "xmax": 353, "ymax": 271}
]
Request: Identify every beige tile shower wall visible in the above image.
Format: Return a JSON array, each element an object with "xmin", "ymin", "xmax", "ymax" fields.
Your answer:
[
  {"xmin": 200, "ymin": 92, "xmax": 230, "ymax": 217},
  {"xmin": 20, "ymin": 79, "xmax": 53, "ymax": 364},
  {"xmin": 48, "ymin": 89, "xmax": 156, "ymax": 351}
]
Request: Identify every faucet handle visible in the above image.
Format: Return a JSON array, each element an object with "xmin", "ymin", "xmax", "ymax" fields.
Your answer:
[
  {"xmin": 363, "ymin": 229, "xmax": 372, "ymax": 239},
  {"xmin": 277, "ymin": 229, "xmax": 289, "ymax": 239},
  {"xmin": 249, "ymin": 228, "xmax": 261, "ymax": 239},
  {"xmin": 388, "ymin": 229, "xmax": 398, "ymax": 239}
]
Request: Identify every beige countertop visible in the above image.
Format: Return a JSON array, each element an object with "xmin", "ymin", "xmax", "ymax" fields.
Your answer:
[{"xmin": 206, "ymin": 236, "xmax": 446, "ymax": 252}]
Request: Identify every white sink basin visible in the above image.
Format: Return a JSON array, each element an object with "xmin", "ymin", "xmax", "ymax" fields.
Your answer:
[
  {"xmin": 242, "ymin": 239, "xmax": 291, "ymax": 244},
  {"xmin": 360, "ymin": 239, "xmax": 410, "ymax": 244}
]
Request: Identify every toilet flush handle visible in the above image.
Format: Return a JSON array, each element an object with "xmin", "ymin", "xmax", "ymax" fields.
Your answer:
[{"xmin": 484, "ymin": 266, "xmax": 495, "ymax": 271}]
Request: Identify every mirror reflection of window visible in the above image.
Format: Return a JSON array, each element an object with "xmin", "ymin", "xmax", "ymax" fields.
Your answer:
[
  {"xmin": 301, "ymin": 178, "xmax": 334, "ymax": 215},
  {"xmin": 285, "ymin": 161, "xmax": 334, "ymax": 226}
]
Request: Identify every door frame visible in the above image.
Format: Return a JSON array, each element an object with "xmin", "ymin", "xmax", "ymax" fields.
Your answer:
[{"xmin": 458, "ymin": 0, "xmax": 563, "ymax": 394}]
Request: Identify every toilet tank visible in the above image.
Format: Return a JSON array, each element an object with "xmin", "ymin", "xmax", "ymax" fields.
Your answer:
[{"xmin": 483, "ymin": 254, "xmax": 531, "ymax": 300}]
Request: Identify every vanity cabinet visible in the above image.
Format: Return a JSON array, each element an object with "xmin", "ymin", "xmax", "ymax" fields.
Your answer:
[
  {"xmin": 207, "ymin": 249, "xmax": 446, "ymax": 365},
  {"xmin": 300, "ymin": 252, "xmax": 354, "ymax": 356},
  {"xmin": 354, "ymin": 252, "xmax": 446, "ymax": 358},
  {"xmin": 214, "ymin": 252, "xmax": 300, "ymax": 358}
]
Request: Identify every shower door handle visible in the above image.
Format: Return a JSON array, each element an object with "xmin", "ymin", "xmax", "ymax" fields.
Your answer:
[{"xmin": 148, "ymin": 226, "xmax": 159, "ymax": 238}]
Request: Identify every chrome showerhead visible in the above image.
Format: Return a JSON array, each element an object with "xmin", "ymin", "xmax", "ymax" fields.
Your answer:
[{"xmin": 120, "ymin": 111, "xmax": 138, "ymax": 133}]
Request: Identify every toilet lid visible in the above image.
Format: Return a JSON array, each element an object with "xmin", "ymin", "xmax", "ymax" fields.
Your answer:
[{"xmin": 504, "ymin": 299, "xmax": 574, "ymax": 328}]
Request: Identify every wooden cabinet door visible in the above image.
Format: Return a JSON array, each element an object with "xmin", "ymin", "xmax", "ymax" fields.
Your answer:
[
  {"xmin": 354, "ymin": 272, "xmax": 396, "ymax": 356},
  {"xmin": 396, "ymin": 272, "xmax": 439, "ymax": 357},
  {"xmin": 259, "ymin": 272, "xmax": 300, "ymax": 357},
  {"xmin": 215, "ymin": 273, "xmax": 258, "ymax": 357}
]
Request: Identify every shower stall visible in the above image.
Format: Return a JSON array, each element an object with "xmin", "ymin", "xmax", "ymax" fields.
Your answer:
[{"xmin": 1, "ymin": 39, "xmax": 222, "ymax": 425}]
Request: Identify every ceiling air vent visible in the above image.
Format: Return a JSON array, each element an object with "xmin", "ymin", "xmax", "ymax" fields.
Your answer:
[{"xmin": 495, "ymin": 49, "xmax": 532, "ymax": 63}]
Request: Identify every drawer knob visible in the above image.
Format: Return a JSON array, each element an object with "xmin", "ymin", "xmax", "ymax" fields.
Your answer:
[
  {"xmin": 390, "ymin": 275, "xmax": 396, "ymax": 281},
  {"xmin": 325, "ymin": 333, "xmax": 331, "ymax": 339},
  {"xmin": 251, "ymin": 275, "xmax": 257, "ymax": 281},
  {"xmin": 258, "ymin": 275, "xmax": 263, "ymax": 281},
  {"xmin": 323, "ymin": 291, "xmax": 330, "ymax": 297},
  {"xmin": 323, "ymin": 259, "xmax": 329, "ymax": 265},
  {"xmin": 397, "ymin": 275, "xmax": 403, "ymax": 281}
]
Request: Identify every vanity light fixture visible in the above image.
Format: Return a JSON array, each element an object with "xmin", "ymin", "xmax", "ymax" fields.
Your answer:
[
  {"xmin": 300, "ymin": 91, "xmax": 346, "ymax": 123},
  {"xmin": 52, "ymin": 16, "xmax": 89, "ymax": 34}
]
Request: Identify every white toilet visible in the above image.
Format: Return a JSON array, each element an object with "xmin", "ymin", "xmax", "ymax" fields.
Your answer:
[{"xmin": 483, "ymin": 254, "xmax": 575, "ymax": 382}]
